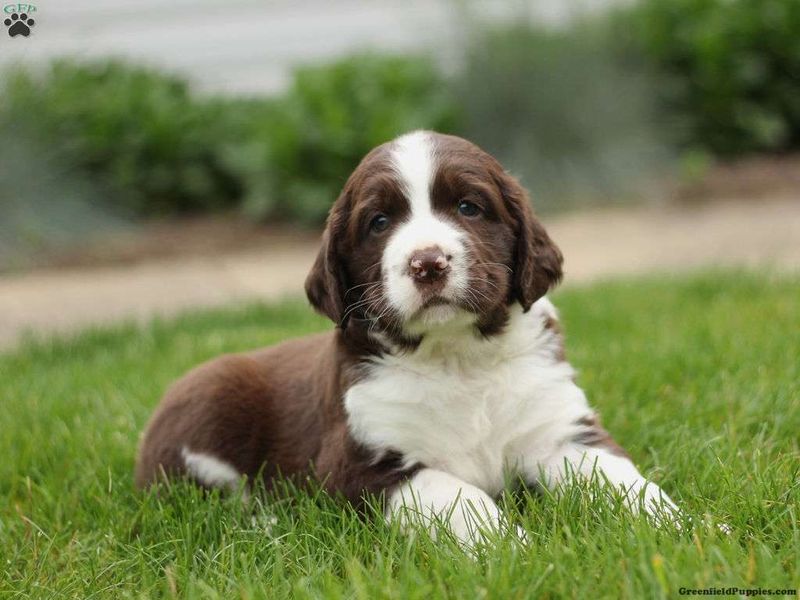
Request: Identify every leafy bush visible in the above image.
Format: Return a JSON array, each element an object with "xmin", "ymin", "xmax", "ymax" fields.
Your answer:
[
  {"xmin": 0, "ymin": 61, "xmax": 244, "ymax": 216},
  {"xmin": 4, "ymin": 0, "xmax": 798, "ymax": 233},
  {"xmin": 0, "ymin": 55, "xmax": 457, "ymax": 224},
  {"xmin": 239, "ymin": 53, "xmax": 459, "ymax": 223},
  {"xmin": 453, "ymin": 17, "xmax": 672, "ymax": 211},
  {"xmin": 0, "ymin": 129, "xmax": 131, "ymax": 270},
  {"xmin": 619, "ymin": 0, "xmax": 800, "ymax": 156}
]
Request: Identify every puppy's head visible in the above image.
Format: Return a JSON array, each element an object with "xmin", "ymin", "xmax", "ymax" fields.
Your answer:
[{"xmin": 305, "ymin": 131, "xmax": 562, "ymax": 342}]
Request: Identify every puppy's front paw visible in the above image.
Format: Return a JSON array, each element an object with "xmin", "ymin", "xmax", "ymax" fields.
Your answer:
[
  {"xmin": 445, "ymin": 500, "xmax": 505, "ymax": 549},
  {"xmin": 515, "ymin": 524, "xmax": 530, "ymax": 544},
  {"xmin": 639, "ymin": 485, "xmax": 685, "ymax": 531}
]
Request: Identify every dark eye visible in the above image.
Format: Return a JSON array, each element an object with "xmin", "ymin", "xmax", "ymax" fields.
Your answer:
[
  {"xmin": 457, "ymin": 200, "xmax": 481, "ymax": 217},
  {"xmin": 369, "ymin": 214, "xmax": 390, "ymax": 234}
]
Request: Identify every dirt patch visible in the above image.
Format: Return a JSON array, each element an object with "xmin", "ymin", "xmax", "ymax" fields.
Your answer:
[
  {"xmin": 5, "ymin": 215, "xmax": 321, "ymax": 273},
  {"xmin": 2, "ymin": 194, "xmax": 798, "ymax": 350},
  {"xmin": 678, "ymin": 154, "xmax": 800, "ymax": 202}
]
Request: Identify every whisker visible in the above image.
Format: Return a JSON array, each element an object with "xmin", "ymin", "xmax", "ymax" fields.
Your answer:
[
  {"xmin": 475, "ymin": 261, "xmax": 513, "ymax": 274},
  {"xmin": 344, "ymin": 281, "xmax": 382, "ymax": 297},
  {"xmin": 468, "ymin": 276, "xmax": 500, "ymax": 292}
]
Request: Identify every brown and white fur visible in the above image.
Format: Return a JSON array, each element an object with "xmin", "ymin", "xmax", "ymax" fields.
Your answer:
[{"xmin": 136, "ymin": 131, "xmax": 681, "ymax": 546}]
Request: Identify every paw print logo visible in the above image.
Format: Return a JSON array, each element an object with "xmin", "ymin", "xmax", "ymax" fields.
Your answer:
[{"xmin": 4, "ymin": 12, "xmax": 35, "ymax": 37}]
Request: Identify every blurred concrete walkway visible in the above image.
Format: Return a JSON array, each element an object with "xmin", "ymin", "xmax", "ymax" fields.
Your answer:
[{"xmin": 1, "ymin": 196, "xmax": 799, "ymax": 350}]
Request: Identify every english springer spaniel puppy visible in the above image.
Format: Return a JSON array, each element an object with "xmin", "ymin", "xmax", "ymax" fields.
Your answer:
[{"xmin": 136, "ymin": 131, "xmax": 680, "ymax": 546}]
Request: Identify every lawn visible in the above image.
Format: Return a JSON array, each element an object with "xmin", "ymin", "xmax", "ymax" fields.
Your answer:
[{"xmin": 1, "ymin": 271, "xmax": 798, "ymax": 598}]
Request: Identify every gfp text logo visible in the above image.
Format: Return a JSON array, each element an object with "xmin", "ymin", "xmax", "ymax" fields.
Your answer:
[{"xmin": 3, "ymin": 3, "xmax": 37, "ymax": 38}]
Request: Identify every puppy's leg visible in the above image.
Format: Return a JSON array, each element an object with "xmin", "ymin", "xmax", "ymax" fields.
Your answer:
[
  {"xmin": 536, "ymin": 442, "xmax": 682, "ymax": 527},
  {"xmin": 386, "ymin": 468, "xmax": 510, "ymax": 548},
  {"xmin": 180, "ymin": 447, "xmax": 249, "ymax": 498}
]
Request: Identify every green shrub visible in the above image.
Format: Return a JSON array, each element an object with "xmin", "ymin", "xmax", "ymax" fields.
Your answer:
[
  {"xmin": 453, "ymin": 18, "xmax": 672, "ymax": 211},
  {"xmin": 239, "ymin": 53, "xmax": 459, "ymax": 223},
  {"xmin": 0, "ymin": 60, "xmax": 244, "ymax": 216},
  {"xmin": 0, "ymin": 129, "xmax": 131, "ymax": 270},
  {"xmin": 0, "ymin": 55, "xmax": 458, "ymax": 224},
  {"xmin": 619, "ymin": 0, "xmax": 800, "ymax": 156}
]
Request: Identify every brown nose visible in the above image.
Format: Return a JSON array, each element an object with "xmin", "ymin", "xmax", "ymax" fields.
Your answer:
[{"xmin": 408, "ymin": 247, "xmax": 450, "ymax": 283}]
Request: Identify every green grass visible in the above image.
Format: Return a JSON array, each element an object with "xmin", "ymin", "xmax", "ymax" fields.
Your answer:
[{"xmin": 1, "ymin": 271, "xmax": 799, "ymax": 598}]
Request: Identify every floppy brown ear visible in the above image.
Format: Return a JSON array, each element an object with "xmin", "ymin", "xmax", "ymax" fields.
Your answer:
[
  {"xmin": 305, "ymin": 199, "xmax": 349, "ymax": 326},
  {"xmin": 499, "ymin": 172, "xmax": 563, "ymax": 311}
]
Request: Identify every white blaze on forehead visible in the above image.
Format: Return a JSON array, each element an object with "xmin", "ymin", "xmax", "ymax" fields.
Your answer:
[
  {"xmin": 383, "ymin": 131, "xmax": 469, "ymax": 324},
  {"xmin": 390, "ymin": 130, "xmax": 435, "ymax": 217}
]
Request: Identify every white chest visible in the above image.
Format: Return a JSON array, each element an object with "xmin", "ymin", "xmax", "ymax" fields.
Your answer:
[{"xmin": 344, "ymin": 302, "xmax": 591, "ymax": 495}]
